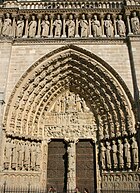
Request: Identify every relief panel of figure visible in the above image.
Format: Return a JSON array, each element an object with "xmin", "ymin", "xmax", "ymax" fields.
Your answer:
[
  {"xmin": 53, "ymin": 14, "xmax": 62, "ymax": 37},
  {"xmin": 92, "ymin": 15, "xmax": 102, "ymax": 37},
  {"xmin": 131, "ymin": 11, "xmax": 140, "ymax": 35},
  {"xmin": 104, "ymin": 14, "xmax": 114, "ymax": 37},
  {"xmin": 41, "ymin": 15, "xmax": 50, "ymax": 37},
  {"xmin": 79, "ymin": 14, "xmax": 88, "ymax": 38},
  {"xmin": 2, "ymin": 13, "xmax": 12, "ymax": 37},
  {"xmin": 28, "ymin": 15, "xmax": 37, "ymax": 38},
  {"xmin": 16, "ymin": 15, "xmax": 24, "ymax": 38},
  {"xmin": 66, "ymin": 14, "xmax": 75, "ymax": 38},
  {"xmin": 117, "ymin": 15, "xmax": 126, "ymax": 37}
]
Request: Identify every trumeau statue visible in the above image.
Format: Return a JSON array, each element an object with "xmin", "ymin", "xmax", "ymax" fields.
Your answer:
[
  {"xmin": 2, "ymin": 13, "xmax": 12, "ymax": 37},
  {"xmin": 131, "ymin": 11, "xmax": 140, "ymax": 35},
  {"xmin": 53, "ymin": 14, "xmax": 62, "ymax": 37},
  {"xmin": 117, "ymin": 15, "xmax": 126, "ymax": 37},
  {"xmin": 104, "ymin": 14, "xmax": 114, "ymax": 37},
  {"xmin": 92, "ymin": 15, "xmax": 102, "ymax": 37},
  {"xmin": 66, "ymin": 14, "xmax": 75, "ymax": 38},
  {"xmin": 41, "ymin": 15, "xmax": 50, "ymax": 37},
  {"xmin": 28, "ymin": 15, "xmax": 37, "ymax": 38},
  {"xmin": 16, "ymin": 15, "xmax": 24, "ymax": 38},
  {"xmin": 79, "ymin": 14, "xmax": 88, "ymax": 38}
]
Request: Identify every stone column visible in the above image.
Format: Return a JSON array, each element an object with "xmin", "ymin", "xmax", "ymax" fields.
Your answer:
[
  {"xmin": 88, "ymin": 14, "xmax": 93, "ymax": 37},
  {"xmin": 62, "ymin": 13, "xmax": 67, "ymax": 38},
  {"xmin": 75, "ymin": 14, "xmax": 80, "ymax": 38},
  {"xmin": 100, "ymin": 13, "xmax": 105, "ymax": 37},
  {"xmin": 49, "ymin": 14, "xmax": 54, "ymax": 38},
  {"xmin": 112, "ymin": 14, "xmax": 119, "ymax": 37},
  {"xmin": 23, "ymin": 14, "xmax": 29, "ymax": 38},
  {"xmin": 126, "ymin": 11, "xmax": 132, "ymax": 35},
  {"xmin": 12, "ymin": 14, "xmax": 16, "ymax": 38},
  {"xmin": 36, "ymin": 14, "xmax": 42, "ymax": 38},
  {"xmin": 66, "ymin": 139, "xmax": 77, "ymax": 192}
]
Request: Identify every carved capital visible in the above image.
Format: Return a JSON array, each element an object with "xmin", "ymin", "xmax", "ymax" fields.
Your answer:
[
  {"xmin": 49, "ymin": 14, "xmax": 54, "ymax": 19},
  {"xmin": 62, "ymin": 13, "xmax": 67, "ymax": 19},
  {"xmin": 74, "ymin": 14, "xmax": 79, "ymax": 19},
  {"xmin": 37, "ymin": 14, "xmax": 42, "ymax": 19},
  {"xmin": 24, "ymin": 14, "xmax": 29, "ymax": 20},
  {"xmin": 87, "ymin": 14, "xmax": 92, "ymax": 19}
]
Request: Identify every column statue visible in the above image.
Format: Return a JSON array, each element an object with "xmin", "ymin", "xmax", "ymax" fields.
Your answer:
[
  {"xmin": 117, "ymin": 15, "xmax": 126, "ymax": 37},
  {"xmin": 2, "ymin": 13, "xmax": 12, "ymax": 37},
  {"xmin": 28, "ymin": 15, "xmax": 37, "ymax": 38},
  {"xmin": 31, "ymin": 142, "xmax": 36, "ymax": 170},
  {"xmin": 124, "ymin": 138, "xmax": 131, "ymax": 170},
  {"xmin": 79, "ymin": 14, "xmax": 88, "ymax": 38},
  {"xmin": 4, "ymin": 138, "xmax": 12, "ymax": 170},
  {"xmin": 104, "ymin": 14, "xmax": 114, "ymax": 37},
  {"xmin": 11, "ymin": 139, "xmax": 17, "ymax": 170},
  {"xmin": 35, "ymin": 142, "xmax": 41, "ymax": 171},
  {"xmin": 41, "ymin": 15, "xmax": 50, "ymax": 37},
  {"xmin": 17, "ymin": 140, "xmax": 23, "ymax": 170},
  {"xmin": 131, "ymin": 137, "xmax": 139, "ymax": 170},
  {"xmin": 66, "ymin": 14, "xmax": 75, "ymax": 38},
  {"xmin": 53, "ymin": 14, "xmax": 62, "ymax": 37},
  {"xmin": 100, "ymin": 142, "xmax": 106, "ymax": 170},
  {"xmin": 24, "ymin": 141, "xmax": 30, "ymax": 170},
  {"xmin": 106, "ymin": 141, "xmax": 111, "ymax": 170},
  {"xmin": 92, "ymin": 15, "xmax": 102, "ymax": 37},
  {"xmin": 118, "ymin": 139, "xmax": 124, "ymax": 170},
  {"xmin": 16, "ymin": 15, "xmax": 24, "ymax": 38},
  {"xmin": 112, "ymin": 140, "xmax": 118, "ymax": 169},
  {"xmin": 131, "ymin": 11, "xmax": 139, "ymax": 35}
]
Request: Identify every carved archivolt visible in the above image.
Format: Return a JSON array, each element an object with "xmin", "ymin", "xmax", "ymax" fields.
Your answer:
[{"xmin": 3, "ymin": 45, "xmax": 135, "ymax": 143}]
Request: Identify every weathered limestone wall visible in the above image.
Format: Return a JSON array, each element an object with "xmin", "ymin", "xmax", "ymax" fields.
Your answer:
[{"xmin": 4, "ymin": 42, "xmax": 133, "ymax": 104}]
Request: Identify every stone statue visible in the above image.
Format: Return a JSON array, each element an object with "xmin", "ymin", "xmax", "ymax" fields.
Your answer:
[
  {"xmin": 131, "ymin": 137, "xmax": 139, "ymax": 170},
  {"xmin": 16, "ymin": 15, "xmax": 24, "ymax": 38},
  {"xmin": 104, "ymin": 14, "xmax": 114, "ymax": 37},
  {"xmin": 17, "ymin": 141, "xmax": 23, "ymax": 170},
  {"xmin": 100, "ymin": 142, "xmax": 106, "ymax": 170},
  {"xmin": 124, "ymin": 138, "xmax": 131, "ymax": 169},
  {"xmin": 35, "ymin": 142, "xmax": 41, "ymax": 171},
  {"xmin": 24, "ymin": 142, "xmax": 30, "ymax": 170},
  {"xmin": 41, "ymin": 15, "xmax": 50, "ymax": 37},
  {"xmin": 131, "ymin": 11, "xmax": 140, "ymax": 35},
  {"xmin": 92, "ymin": 15, "xmax": 102, "ymax": 37},
  {"xmin": 112, "ymin": 140, "xmax": 118, "ymax": 169},
  {"xmin": 4, "ymin": 138, "xmax": 12, "ymax": 170},
  {"xmin": 79, "ymin": 14, "xmax": 88, "ymax": 38},
  {"xmin": 118, "ymin": 139, "xmax": 124, "ymax": 169},
  {"xmin": 2, "ymin": 13, "xmax": 12, "ymax": 37},
  {"xmin": 11, "ymin": 140, "xmax": 17, "ymax": 170},
  {"xmin": 117, "ymin": 15, "xmax": 126, "ymax": 37},
  {"xmin": 0, "ymin": 17, "xmax": 2, "ymax": 35},
  {"xmin": 66, "ymin": 14, "xmax": 75, "ymax": 38},
  {"xmin": 28, "ymin": 15, "xmax": 37, "ymax": 38},
  {"xmin": 106, "ymin": 141, "xmax": 111, "ymax": 170},
  {"xmin": 53, "ymin": 14, "xmax": 62, "ymax": 37},
  {"xmin": 31, "ymin": 142, "xmax": 36, "ymax": 170}
]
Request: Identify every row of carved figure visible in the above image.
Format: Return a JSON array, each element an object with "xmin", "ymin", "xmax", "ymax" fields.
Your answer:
[
  {"xmin": 100, "ymin": 136, "xmax": 139, "ymax": 171},
  {"xmin": 0, "ymin": 12, "xmax": 139, "ymax": 38},
  {"xmin": 4, "ymin": 138, "xmax": 41, "ymax": 171}
]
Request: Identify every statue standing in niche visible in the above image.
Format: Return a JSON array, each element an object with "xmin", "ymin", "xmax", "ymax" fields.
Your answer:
[
  {"xmin": 118, "ymin": 139, "xmax": 124, "ymax": 169},
  {"xmin": 106, "ymin": 141, "xmax": 111, "ymax": 170},
  {"xmin": 117, "ymin": 15, "xmax": 126, "ymax": 37},
  {"xmin": 92, "ymin": 15, "xmax": 102, "ymax": 37},
  {"xmin": 104, "ymin": 14, "xmax": 114, "ymax": 37},
  {"xmin": 17, "ymin": 140, "xmax": 23, "ymax": 170},
  {"xmin": 28, "ymin": 15, "xmax": 37, "ymax": 38},
  {"xmin": 53, "ymin": 14, "xmax": 62, "ymax": 37},
  {"xmin": 24, "ymin": 141, "xmax": 30, "ymax": 170},
  {"xmin": 124, "ymin": 138, "xmax": 131, "ymax": 169},
  {"xmin": 131, "ymin": 11, "xmax": 140, "ymax": 35},
  {"xmin": 66, "ymin": 14, "xmax": 75, "ymax": 38},
  {"xmin": 100, "ymin": 142, "xmax": 106, "ymax": 170},
  {"xmin": 79, "ymin": 14, "xmax": 88, "ymax": 38},
  {"xmin": 31, "ymin": 142, "xmax": 36, "ymax": 170},
  {"xmin": 35, "ymin": 142, "xmax": 41, "ymax": 171},
  {"xmin": 16, "ymin": 15, "xmax": 24, "ymax": 38},
  {"xmin": 11, "ymin": 139, "xmax": 17, "ymax": 170},
  {"xmin": 4, "ymin": 138, "xmax": 12, "ymax": 170},
  {"xmin": 2, "ymin": 13, "xmax": 12, "ymax": 37},
  {"xmin": 112, "ymin": 140, "xmax": 118, "ymax": 169},
  {"xmin": 131, "ymin": 137, "xmax": 139, "ymax": 170},
  {"xmin": 41, "ymin": 15, "xmax": 50, "ymax": 37}
]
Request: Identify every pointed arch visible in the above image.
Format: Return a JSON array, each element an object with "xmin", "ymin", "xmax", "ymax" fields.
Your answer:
[{"xmin": 4, "ymin": 44, "xmax": 136, "ymax": 141}]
